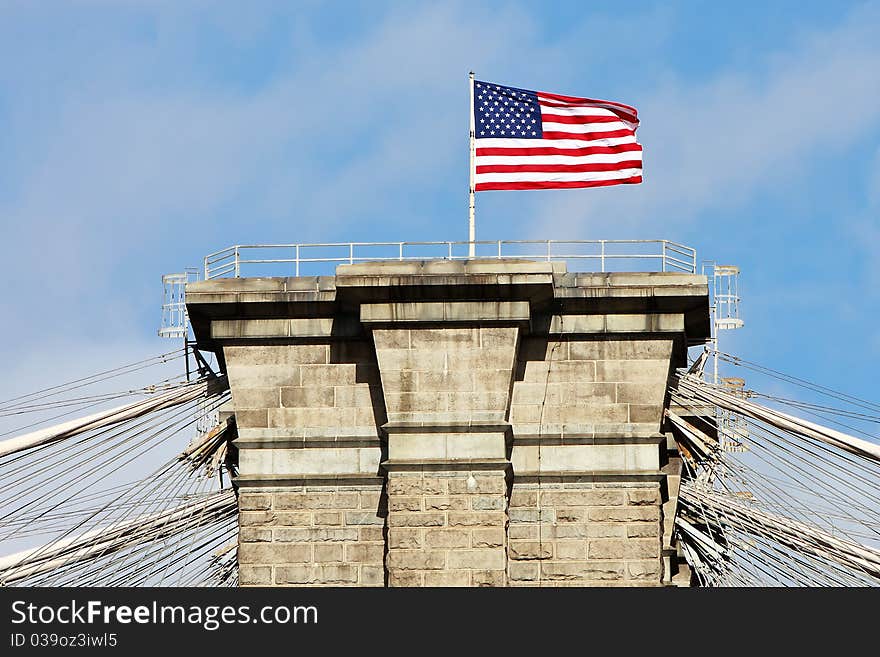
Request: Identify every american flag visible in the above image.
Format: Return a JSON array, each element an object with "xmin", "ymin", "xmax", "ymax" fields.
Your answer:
[{"xmin": 473, "ymin": 80, "xmax": 642, "ymax": 191}]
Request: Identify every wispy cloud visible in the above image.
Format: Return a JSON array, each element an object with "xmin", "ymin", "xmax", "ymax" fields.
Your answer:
[
  {"xmin": 0, "ymin": 1, "xmax": 877, "ymax": 402},
  {"xmin": 522, "ymin": 3, "xmax": 880, "ymax": 238}
]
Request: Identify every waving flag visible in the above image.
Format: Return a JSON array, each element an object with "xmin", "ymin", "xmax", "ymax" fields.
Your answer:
[{"xmin": 472, "ymin": 80, "xmax": 642, "ymax": 191}]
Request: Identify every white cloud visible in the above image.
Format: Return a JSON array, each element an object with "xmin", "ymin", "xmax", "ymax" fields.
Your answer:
[
  {"xmin": 0, "ymin": 2, "xmax": 555, "ymax": 385},
  {"xmin": 523, "ymin": 3, "xmax": 880, "ymax": 238},
  {"xmin": 2, "ymin": 1, "xmax": 879, "ymax": 398}
]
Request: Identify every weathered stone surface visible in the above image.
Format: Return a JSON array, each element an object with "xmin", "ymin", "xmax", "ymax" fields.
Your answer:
[
  {"xmin": 424, "ymin": 529, "xmax": 471, "ymax": 549},
  {"xmin": 539, "ymin": 491, "xmax": 626, "ymax": 507},
  {"xmin": 508, "ymin": 542, "xmax": 553, "ymax": 560},
  {"xmin": 447, "ymin": 476, "xmax": 506, "ymax": 495},
  {"xmin": 447, "ymin": 511, "xmax": 505, "ymax": 527},
  {"xmin": 588, "ymin": 507, "xmax": 661, "ymax": 523},
  {"xmin": 389, "ymin": 571, "xmax": 422, "ymax": 587},
  {"xmin": 276, "ymin": 492, "xmax": 360, "ymax": 509},
  {"xmin": 627, "ymin": 523, "xmax": 660, "ymax": 538},
  {"xmin": 314, "ymin": 544, "xmax": 343, "ymax": 563},
  {"xmin": 388, "ymin": 512, "xmax": 445, "ymax": 527},
  {"xmin": 509, "ymin": 490, "xmax": 537, "ymax": 507},
  {"xmin": 345, "ymin": 544, "xmax": 384, "ymax": 563},
  {"xmin": 509, "ymin": 562, "xmax": 539, "ymax": 581},
  {"xmin": 446, "ymin": 549, "xmax": 506, "ymax": 570},
  {"xmin": 239, "ymin": 566, "xmax": 273, "ymax": 586},
  {"xmin": 276, "ymin": 564, "xmax": 359, "ymax": 585},
  {"xmin": 386, "ymin": 551, "xmax": 446, "ymax": 571},
  {"xmin": 472, "ymin": 570, "xmax": 506, "ymax": 587},
  {"xmin": 540, "ymin": 562, "xmax": 625, "ymax": 581},
  {"xmin": 472, "ymin": 528, "xmax": 505, "ymax": 548},
  {"xmin": 274, "ymin": 528, "xmax": 358, "ymax": 542},
  {"xmin": 626, "ymin": 560, "xmax": 663, "ymax": 580},
  {"xmin": 555, "ymin": 541, "xmax": 587, "ymax": 560},
  {"xmin": 239, "ymin": 528, "xmax": 272, "ymax": 543},
  {"xmin": 588, "ymin": 539, "xmax": 659, "ymax": 560},
  {"xmin": 388, "ymin": 529, "xmax": 422, "ymax": 550},
  {"xmin": 388, "ymin": 496, "xmax": 423, "ymax": 512},
  {"xmin": 187, "ymin": 262, "xmax": 708, "ymax": 587},
  {"xmin": 360, "ymin": 566, "xmax": 385, "ymax": 587},
  {"xmin": 239, "ymin": 493, "xmax": 272, "ymax": 510},
  {"xmin": 508, "ymin": 525, "xmax": 538, "ymax": 540},
  {"xmin": 424, "ymin": 571, "xmax": 471, "ymax": 587},
  {"xmin": 628, "ymin": 489, "xmax": 662, "ymax": 506},
  {"xmin": 344, "ymin": 511, "xmax": 385, "ymax": 526},
  {"xmin": 424, "ymin": 496, "xmax": 469, "ymax": 510},
  {"xmin": 313, "ymin": 511, "xmax": 342, "ymax": 526},
  {"xmin": 239, "ymin": 543, "xmax": 312, "ymax": 564}
]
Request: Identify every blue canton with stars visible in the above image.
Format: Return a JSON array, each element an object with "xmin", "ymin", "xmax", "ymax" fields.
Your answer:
[{"xmin": 474, "ymin": 80, "xmax": 542, "ymax": 139}]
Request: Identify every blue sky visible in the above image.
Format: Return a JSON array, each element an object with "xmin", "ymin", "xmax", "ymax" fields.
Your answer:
[{"xmin": 0, "ymin": 1, "xmax": 878, "ymax": 416}]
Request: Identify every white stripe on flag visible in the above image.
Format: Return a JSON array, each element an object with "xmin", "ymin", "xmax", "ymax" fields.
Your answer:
[
  {"xmin": 537, "ymin": 105, "xmax": 621, "ymax": 117},
  {"xmin": 476, "ymin": 136, "xmax": 638, "ymax": 150},
  {"xmin": 476, "ymin": 152, "xmax": 642, "ymax": 166},
  {"xmin": 541, "ymin": 121, "xmax": 633, "ymax": 134},
  {"xmin": 475, "ymin": 168, "xmax": 643, "ymax": 184}
]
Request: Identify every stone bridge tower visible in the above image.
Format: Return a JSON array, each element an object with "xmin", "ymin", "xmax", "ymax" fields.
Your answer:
[{"xmin": 186, "ymin": 259, "xmax": 710, "ymax": 586}]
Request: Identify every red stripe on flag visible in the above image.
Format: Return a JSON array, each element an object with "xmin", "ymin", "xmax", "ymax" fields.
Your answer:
[
  {"xmin": 476, "ymin": 144, "xmax": 642, "ymax": 157},
  {"xmin": 541, "ymin": 128, "xmax": 634, "ymax": 140},
  {"xmin": 539, "ymin": 113, "xmax": 622, "ymax": 124},
  {"xmin": 476, "ymin": 161, "xmax": 642, "ymax": 174},
  {"xmin": 536, "ymin": 90, "xmax": 638, "ymax": 112},
  {"xmin": 475, "ymin": 176, "xmax": 643, "ymax": 191},
  {"xmin": 535, "ymin": 91, "xmax": 639, "ymax": 123}
]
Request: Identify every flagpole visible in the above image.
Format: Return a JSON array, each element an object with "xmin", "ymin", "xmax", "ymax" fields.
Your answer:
[{"xmin": 468, "ymin": 71, "xmax": 476, "ymax": 258}]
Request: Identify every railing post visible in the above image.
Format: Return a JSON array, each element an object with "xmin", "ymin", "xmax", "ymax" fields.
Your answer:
[
  {"xmin": 497, "ymin": 240, "xmax": 502, "ymax": 259},
  {"xmin": 662, "ymin": 241, "xmax": 667, "ymax": 272},
  {"xmin": 295, "ymin": 245, "xmax": 300, "ymax": 277},
  {"xmin": 399, "ymin": 242, "xmax": 404, "ymax": 261},
  {"xmin": 234, "ymin": 246, "xmax": 240, "ymax": 278},
  {"xmin": 349, "ymin": 243, "xmax": 354, "ymax": 265},
  {"xmin": 546, "ymin": 240, "xmax": 551, "ymax": 262},
  {"xmin": 204, "ymin": 257, "xmax": 209, "ymax": 280},
  {"xmin": 601, "ymin": 241, "xmax": 606, "ymax": 272},
  {"xmin": 447, "ymin": 242, "xmax": 452, "ymax": 260}
]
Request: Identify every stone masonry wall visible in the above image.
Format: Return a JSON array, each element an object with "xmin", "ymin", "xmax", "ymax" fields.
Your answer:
[
  {"xmin": 507, "ymin": 334, "xmax": 670, "ymax": 585},
  {"xmin": 238, "ymin": 484, "xmax": 386, "ymax": 587},
  {"xmin": 507, "ymin": 481, "xmax": 663, "ymax": 586},
  {"xmin": 185, "ymin": 264, "xmax": 710, "ymax": 587},
  {"xmin": 371, "ymin": 325, "xmax": 519, "ymax": 425},
  {"xmin": 226, "ymin": 338, "xmax": 387, "ymax": 587},
  {"xmin": 224, "ymin": 341, "xmax": 383, "ymax": 446},
  {"xmin": 511, "ymin": 336, "xmax": 673, "ymax": 438},
  {"xmin": 386, "ymin": 471, "xmax": 507, "ymax": 587}
]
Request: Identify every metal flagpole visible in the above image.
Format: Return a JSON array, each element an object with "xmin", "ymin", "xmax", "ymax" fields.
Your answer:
[{"xmin": 468, "ymin": 71, "xmax": 476, "ymax": 258}]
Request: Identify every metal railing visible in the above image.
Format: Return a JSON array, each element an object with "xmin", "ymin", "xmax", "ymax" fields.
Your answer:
[
  {"xmin": 203, "ymin": 239, "xmax": 697, "ymax": 279},
  {"xmin": 158, "ymin": 270, "xmax": 200, "ymax": 339}
]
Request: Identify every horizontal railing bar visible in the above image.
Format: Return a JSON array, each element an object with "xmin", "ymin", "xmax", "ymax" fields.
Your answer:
[
  {"xmin": 203, "ymin": 246, "xmax": 238, "ymax": 260},
  {"xmin": 208, "ymin": 260, "xmax": 235, "ymax": 269},
  {"xmin": 228, "ymin": 239, "xmax": 684, "ymax": 249},
  {"xmin": 207, "ymin": 265, "xmax": 237, "ymax": 276},
  {"xmin": 201, "ymin": 239, "xmax": 699, "ymax": 279},
  {"xmin": 228, "ymin": 253, "xmax": 674, "ymax": 265},
  {"xmin": 207, "ymin": 259, "xmax": 238, "ymax": 268},
  {"xmin": 204, "ymin": 257, "xmax": 237, "ymax": 267}
]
